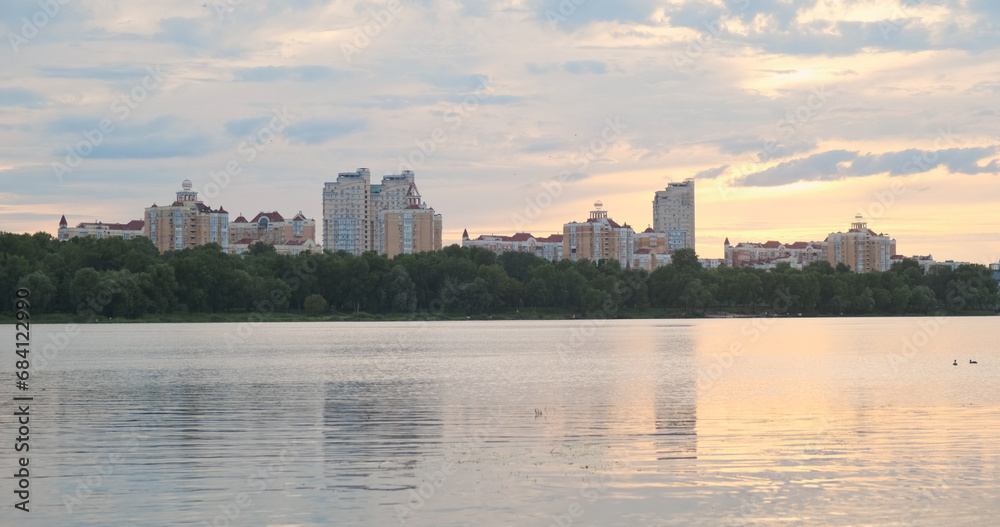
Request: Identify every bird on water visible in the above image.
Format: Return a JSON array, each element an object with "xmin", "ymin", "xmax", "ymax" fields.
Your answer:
[
  {"xmin": 953, "ymin": 360, "xmax": 958, "ymax": 366},
  {"xmin": 970, "ymin": 360, "xmax": 978, "ymax": 364}
]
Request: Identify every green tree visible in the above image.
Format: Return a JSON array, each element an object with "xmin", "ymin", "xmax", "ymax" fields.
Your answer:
[{"xmin": 304, "ymin": 294, "xmax": 329, "ymax": 316}]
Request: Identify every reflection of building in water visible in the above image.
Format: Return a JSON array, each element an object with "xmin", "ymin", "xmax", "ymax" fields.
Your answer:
[
  {"xmin": 322, "ymin": 381, "xmax": 443, "ymax": 489},
  {"xmin": 576, "ymin": 327, "xmax": 699, "ymax": 466}
]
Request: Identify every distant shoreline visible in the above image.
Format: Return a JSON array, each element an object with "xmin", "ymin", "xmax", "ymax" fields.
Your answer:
[{"xmin": 4, "ymin": 309, "xmax": 997, "ymax": 325}]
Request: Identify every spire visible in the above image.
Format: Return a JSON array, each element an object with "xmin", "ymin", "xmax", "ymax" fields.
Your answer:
[
  {"xmin": 724, "ymin": 237, "xmax": 730, "ymax": 246},
  {"xmin": 462, "ymin": 228, "xmax": 469, "ymax": 240},
  {"xmin": 59, "ymin": 215, "xmax": 68, "ymax": 228}
]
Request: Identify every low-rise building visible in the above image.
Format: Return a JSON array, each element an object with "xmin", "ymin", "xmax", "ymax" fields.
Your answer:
[
  {"xmin": 58, "ymin": 215, "xmax": 146, "ymax": 241},
  {"xmin": 228, "ymin": 211, "xmax": 318, "ymax": 254},
  {"xmin": 462, "ymin": 230, "xmax": 564, "ymax": 261},
  {"xmin": 724, "ymin": 238, "xmax": 827, "ymax": 269},
  {"xmin": 229, "ymin": 238, "xmax": 321, "ymax": 256}
]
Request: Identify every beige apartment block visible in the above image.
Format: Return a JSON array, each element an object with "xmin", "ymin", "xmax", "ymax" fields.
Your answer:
[
  {"xmin": 144, "ymin": 180, "xmax": 229, "ymax": 253},
  {"xmin": 380, "ymin": 183, "xmax": 442, "ymax": 258},
  {"xmin": 826, "ymin": 216, "xmax": 896, "ymax": 273},
  {"xmin": 564, "ymin": 202, "xmax": 636, "ymax": 264}
]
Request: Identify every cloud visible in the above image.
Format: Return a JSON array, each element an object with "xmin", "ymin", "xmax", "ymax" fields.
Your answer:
[
  {"xmin": 564, "ymin": 60, "xmax": 608, "ymax": 75},
  {"xmin": 693, "ymin": 165, "xmax": 729, "ymax": 180},
  {"xmin": 38, "ymin": 66, "xmax": 156, "ymax": 81},
  {"xmin": 0, "ymin": 88, "xmax": 44, "ymax": 108},
  {"xmin": 48, "ymin": 115, "xmax": 215, "ymax": 159},
  {"xmin": 526, "ymin": 63, "xmax": 554, "ymax": 75},
  {"xmin": 736, "ymin": 147, "xmax": 1000, "ymax": 186},
  {"xmin": 224, "ymin": 117, "xmax": 272, "ymax": 137},
  {"xmin": 712, "ymin": 136, "xmax": 818, "ymax": 162},
  {"xmin": 284, "ymin": 119, "xmax": 365, "ymax": 145},
  {"xmin": 534, "ymin": 0, "xmax": 658, "ymax": 30},
  {"xmin": 233, "ymin": 66, "xmax": 351, "ymax": 82}
]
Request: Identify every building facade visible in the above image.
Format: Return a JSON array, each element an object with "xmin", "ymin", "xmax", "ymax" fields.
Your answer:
[
  {"xmin": 144, "ymin": 180, "xmax": 229, "ymax": 253},
  {"xmin": 653, "ymin": 179, "xmax": 695, "ymax": 251},
  {"xmin": 323, "ymin": 169, "xmax": 438, "ymax": 255},
  {"xmin": 462, "ymin": 230, "xmax": 565, "ymax": 262},
  {"xmin": 826, "ymin": 216, "xmax": 896, "ymax": 273},
  {"xmin": 564, "ymin": 202, "xmax": 636, "ymax": 264},
  {"xmin": 228, "ymin": 210, "xmax": 319, "ymax": 256},
  {"xmin": 724, "ymin": 238, "xmax": 828, "ymax": 269},
  {"xmin": 58, "ymin": 215, "xmax": 146, "ymax": 241},
  {"xmin": 380, "ymin": 183, "xmax": 443, "ymax": 258}
]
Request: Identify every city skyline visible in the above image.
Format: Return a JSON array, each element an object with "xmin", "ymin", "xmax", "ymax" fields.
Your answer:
[{"xmin": 3, "ymin": 2, "xmax": 1000, "ymax": 263}]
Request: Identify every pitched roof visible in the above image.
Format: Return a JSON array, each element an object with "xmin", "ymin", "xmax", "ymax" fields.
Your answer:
[
  {"xmin": 644, "ymin": 227, "xmax": 656, "ymax": 234},
  {"xmin": 251, "ymin": 211, "xmax": 285, "ymax": 223},
  {"xmin": 536, "ymin": 234, "xmax": 563, "ymax": 243},
  {"xmin": 462, "ymin": 228, "xmax": 470, "ymax": 239},
  {"xmin": 234, "ymin": 215, "xmax": 248, "ymax": 223},
  {"xmin": 762, "ymin": 241, "xmax": 781, "ymax": 249},
  {"xmin": 292, "ymin": 212, "xmax": 307, "ymax": 221},
  {"xmin": 59, "ymin": 215, "xmax": 68, "ymax": 226}
]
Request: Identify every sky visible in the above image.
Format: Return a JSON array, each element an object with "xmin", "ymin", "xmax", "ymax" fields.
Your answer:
[{"xmin": 1, "ymin": 0, "xmax": 999, "ymax": 263}]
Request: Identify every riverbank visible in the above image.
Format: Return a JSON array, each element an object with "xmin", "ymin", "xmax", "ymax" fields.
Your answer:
[{"xmin": 4, "ymin": 308, "xmax": 997, "ymax": 324}]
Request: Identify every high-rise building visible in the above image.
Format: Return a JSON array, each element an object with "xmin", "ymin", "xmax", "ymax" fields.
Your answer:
[
  {"xmin": 144, "ymin": 180, "xmax": 229, "ymax": 253},
  {"xmin": 380, "ymin": 183, "xmax": 442, "ymax": 258},
  {"xmin": 323, "ymin": 169, "xmax": 439, "ymax": 255},
  {"xmin": 322, "ymin": 168, "xmax": 372, "ymax": 254},
  {"xmin": 229, "ymin": 211, "xmax": 320, "ymax": 256},
  {"xmin": 826, "ymin": 215, "xmax": 896, "ymax": 273},
  {"xmin": 563, "ymin": 202, "xmax": 635, "ymax": 264},
  {"xmin": 57, "ymin": 215, "xmax": 146, "ymax": 241},
  {"xmin": 653, "ymin": 179, "xmax": 695, "ymax": 251}
]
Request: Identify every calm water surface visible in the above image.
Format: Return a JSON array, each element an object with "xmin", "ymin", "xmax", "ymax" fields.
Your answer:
[{"xmin": 2, "ymin": 318, "xmax": 999, "ymax": 526}]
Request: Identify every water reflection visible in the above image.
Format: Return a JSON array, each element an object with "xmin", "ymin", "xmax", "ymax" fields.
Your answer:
[
  {"xmin": 2, "ymin": 320, "xmax": 999, "ymax": 526},
  {"xmin": 323, "ymin": 380, "xmax": 443, "ymax": 492}
]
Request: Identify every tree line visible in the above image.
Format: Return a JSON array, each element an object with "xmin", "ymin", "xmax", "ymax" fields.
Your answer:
[{"xmin": 1, "ymin": 232, "xmax": 997, "ymax": 319}]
